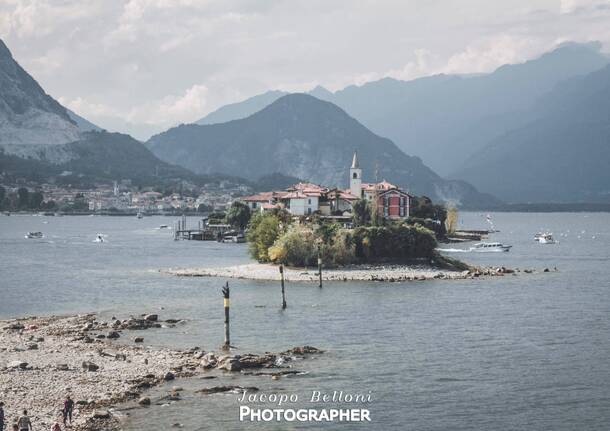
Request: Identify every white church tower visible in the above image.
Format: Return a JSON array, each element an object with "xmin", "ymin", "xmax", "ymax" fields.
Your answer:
[{"xmin": 350, "ymin": 151, "xmax": 362, "ymax": 198}]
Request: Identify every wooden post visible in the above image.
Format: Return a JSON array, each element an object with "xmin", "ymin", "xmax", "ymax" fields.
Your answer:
[
  {"xmin": 318, "ymin": 246, "xmax": 323, "ymax": 288},
  {"xmin": 279, "ymin": 265, "xmax": 287, "ymax": 309},
  {"xmin": 222, "ymin": 282, "xmax": 230, "ymax": 349}
]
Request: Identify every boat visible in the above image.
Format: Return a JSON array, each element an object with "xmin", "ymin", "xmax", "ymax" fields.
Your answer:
[
  {"xmin": 537, "ymin": 233, "xmax": 556, "ymax": 244},
  {"xmin": 222, "ymin": 230, "xmax": 246, "ymax": 243},
  {"xmin": 94, "ymin": 233, "xmax": 106, "ymax": 243},
  {"xmin": 137, "ymin": 211, "xmax": 144, "ymax": 219},
  {"xmin": 159, "ymin": 224, "xmax": 170, "ymax": 229},
  {"xmin": 470, "ymin": 242, "xmax": 511, "ymax": 252},
  {"xmin": 25, "ymin": 231, "xmax": 44, "ymax": 239}
]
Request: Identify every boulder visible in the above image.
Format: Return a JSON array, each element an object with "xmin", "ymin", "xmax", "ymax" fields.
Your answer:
[
  {"xmin": 7, "ymin": 323, "xmax": 25, "ymax": 330},
  {"xmin": 138, "ymin": 397, "xmax": 151, "ymax": 406},
  {"xmin": 107, "ymin": 331, "xmax": 120, "ymax": 339},
  {"xmin": 164, "ymin": 371, "xmax": 175, "ymax": 381},
  {"xmin": 134, "ymin": 337, "xmax": 144, "ymax": 343},
  {"xmin": 56, "ymin": 363, "xmax": 69, "ymax": 371},
  {"xmin": 92, "ymin": 410, "xmax": 110, "ymax": 419},
  {"xmin": 82, "ymin": 361, "xmax": 99, "ymax": 372},
  {"xmin": 7, "ymin": 360, "xmax": 28, "ymax": 369},
  {"xmin": 26, "ymin": 342, "xmax": 38, "ymax": 350},
  {"xmin": 200, "ymin": 353, "xmax": 217, "ymax": 369},
  {"xmin": 144, "ymin": 314, "xmax": 158, "ymax": 322}
]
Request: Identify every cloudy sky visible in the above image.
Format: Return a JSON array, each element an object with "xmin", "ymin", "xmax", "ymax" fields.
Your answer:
[{"xmin": 1, "ymin": 0, "xmax": 610, "ymax": 140}]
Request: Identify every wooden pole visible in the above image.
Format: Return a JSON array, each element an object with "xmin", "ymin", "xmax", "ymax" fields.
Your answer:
[
  {"xmin": 280, "ymin": 265, "xmax": 287, "ymax": 309},
  {"xmin": 222, "ymin": 282, "xmax": 230, "ymax": 349},
  {"xmin": 318, "ymin": 246, "xmax": 323, "ymax": 288}
]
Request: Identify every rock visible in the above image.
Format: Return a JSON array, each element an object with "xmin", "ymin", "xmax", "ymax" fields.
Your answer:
[
  {"xmin": 82, "ymin": 323, "xmax": 93, "ymax": 331},
  {"xmin": 164, "ymin": 371, "xmax": 175, "ymax": 381},
  {"xmin": 544, "ymin": 268, "xmax": 550, "ymax": 272},
  {"xmin": 200, "ymin": 353, "xmax": 217, "ymax": 369},
  {"xmin": 283, "ymin": 346, "xmax": 323, "ymax": 355},
  {"xmin": 82, "ymin": 361, "xmax": 99, "ymax": 371},
  {"xmin": 107, "ymin": 331, "xmax": 120, "ymax": 339},
  {"xmin": 165, "ymin": 319, "xmax": 180, "ymax": 324},
  {"xmin": 83, "ymin": 336, "xmax": 94, "ymax": 343},
  {"xmin": 144, "ymin": 314, "xmax": 158, "ymax": 322},
  {"xmin": 93, "ymin": 410, "xmax": 110, "ymax": 419},
  {"xmin": 217, "ymin": 357, "xmax": 242, "ymax": 372},
  {"xmin": 96, "ymin": 334, "xmax": 106, "ymax": 339},
  {"xmin": 35, "ymin": 336, "xmax": 44, "ymax": 342},
  {"xmin": 172, "ymin": 423, "xmax": 183, "ymax": 428},
  {"xmin": 138, "ymin": 397, "xmax": 151, "ymax": 406},
  {"xmin": 7, "ymin": 323, "xmax": 25, "ymax": 330},
  {"xmin": 56, "ymin": 363, "xmax": 69, "ymax": 371},
  {"xmin": 115, "ymin": 353, "xmax": 127, "ymax": 361},
  {"xmin": 134, "ymin": 337, "xmax": 144, "ymax": 343},
  {"xmin": 26, "ymin": 342, "xmax": 38, "ymax": 350},
  {"xmin": 7, "ymin": 360, "xmax": 28, "ymax": 369}
]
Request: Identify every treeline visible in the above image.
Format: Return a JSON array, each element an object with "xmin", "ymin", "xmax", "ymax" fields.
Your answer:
[{"xmin": 0, "ymin": 186, "xmax": 55, "ymax": 211}]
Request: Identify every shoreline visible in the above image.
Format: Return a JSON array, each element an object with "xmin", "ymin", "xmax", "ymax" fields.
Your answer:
[
  {"xmin": 163, "ymin": 263, "xmax": 520, "ymax": 282},
  {"xmin": 0, "ymin": 313, "xmax": 322, "ymax": 431}
]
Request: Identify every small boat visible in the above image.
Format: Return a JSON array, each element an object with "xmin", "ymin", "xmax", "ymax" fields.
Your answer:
[
  {"xmin": 25, "ymin": 231, "xmax": 44, "ymax": 239},
  {"xmin": 222, "ymin": 231, "xmax": 246, "ymax": 243},
  {"xmin": 137, "ymin": 211, "xmax": 144, "ymax": 219},
  {"xmin": 537, "ymin": 233, "xmax": 556, "ymax": 244},
  {"xmin": 159, "ymin": 224, "xmax": 170, "ymax": 229},
  {"xmin": 94, "ymin": 233, "xmax": 106, "ymax": 243},
  {"xmin": 470, "ymin": 242, "xmax": 511, "ymax": 252}
]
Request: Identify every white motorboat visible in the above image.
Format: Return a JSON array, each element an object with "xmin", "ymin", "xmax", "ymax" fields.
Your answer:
[
  {"xmin": 470, "ymin": 242, "xmax": 512, "ymax": 252},
  {"xmin": 25, "ymin": 231, "xmax": 44, "ymax": 239},
  {"xmin": 537, "ymin": 233, "xmax": 556, "ymax": 244},
  {"xmin": 94, "ymin": 233, "xmax": 106, "ymax": 243}
]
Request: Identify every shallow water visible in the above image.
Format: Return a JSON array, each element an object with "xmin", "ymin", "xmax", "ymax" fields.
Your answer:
[{"xmin": 1, "ymin": 212, "xmax": 609, "ymax": 430}]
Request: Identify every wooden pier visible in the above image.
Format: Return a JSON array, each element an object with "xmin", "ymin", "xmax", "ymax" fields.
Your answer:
[{"xmin": 173, "ymin": 215, "xmax": 233, "ymax": 241}]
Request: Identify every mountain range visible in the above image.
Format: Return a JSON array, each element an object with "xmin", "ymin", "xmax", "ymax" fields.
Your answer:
[
  {"xmin": 193, "ymin": 42, "xmax": 610, "ymax": 203},
  {"xmin": 148, "ymin": 93, "xmax": 498, "ymax": 207}
]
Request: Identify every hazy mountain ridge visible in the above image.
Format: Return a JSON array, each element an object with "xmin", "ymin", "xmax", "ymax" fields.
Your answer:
[
  {"xmin": 149, "ymin": 93, "xmax": 498, "ymax": 207},
  {"xmin": 452, "ymin": 64, "xmax": 610, "ymax": 203},
  {"xmin": 194, "ymin": 42, "xmax": 609, "ymax": 176}
]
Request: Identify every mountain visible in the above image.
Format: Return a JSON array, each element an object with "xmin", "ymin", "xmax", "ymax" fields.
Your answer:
[
  {"xmin": 197, "ymin": 90, "xmax": 288, "ymax": 125},
  {"xmin": 148, "ymin": 94, "xmax": 498, "ymax": 207},
  {"xmin": 0, "ymin": 39, "xmax": 80, "ymax": 151},
  {"xmin": 193, "ymin": 42, "xmax": 608, "ymax": 176},
  {"xmin": 0, "ymin": 131, "xmax": 207, "ymax": 187},
  {"xmin": 0, "ymin": 39, "xmax": 222, "ymax": 188},
  {"xmin": 451, "ymin": 64, "xmax": 610, "ymax": 203},
  {"xmin": 66, "ymin": 108, "xmax": 103, "ymax": 132}
]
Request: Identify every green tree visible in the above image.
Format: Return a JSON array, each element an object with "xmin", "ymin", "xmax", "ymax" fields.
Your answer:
[
  {"xmin": 17, "ymin": 187, "xmax": 29, "ymax": 209},
  {"xmin": 247, "ymin": 213, "xmax": 282, "ymax": 262},
  {"xmin": 352, "ymin": 199, "xmax": 371, "ymax": 226},
  {"xmin": 0, "ymin": 186, "xmax": 5, "ymax": 210},
  {"xmin": 29, "ymin": 191, "xmax": 44, "ymax": 209},
  {"xmin": 225, "ymin": 201, "xmax": 251, "ymax": 230}
]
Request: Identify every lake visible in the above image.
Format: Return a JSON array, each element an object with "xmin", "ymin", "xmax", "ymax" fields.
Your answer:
[{"xmin": 1, "ymin": 212, "xmax": 609, "ymax": 430}]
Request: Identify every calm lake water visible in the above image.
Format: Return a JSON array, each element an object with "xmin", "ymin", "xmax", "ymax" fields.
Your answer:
[{"xmin": 1, "ymin": 212, "xmax": 609, "ymax": 430}]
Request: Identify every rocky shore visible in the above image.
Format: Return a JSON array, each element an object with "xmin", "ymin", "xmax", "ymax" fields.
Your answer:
[
  {"xmin": 0, "ymin": 314, "xmax": 322, "ymax": 431},
  {"xmin": 163, "ymin": 263, "xmax": 517, "ymax": 282}
]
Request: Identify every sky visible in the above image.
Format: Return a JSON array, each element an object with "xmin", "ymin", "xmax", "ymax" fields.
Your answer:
[{"xmin": 1, "ymin": 0, "xmax": 610, "ymax": 140}]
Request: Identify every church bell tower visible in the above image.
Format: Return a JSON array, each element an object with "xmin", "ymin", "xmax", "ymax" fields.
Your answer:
[{"xmin": 350, "ymin": 151, "xmax": 362, "ymax": 198}]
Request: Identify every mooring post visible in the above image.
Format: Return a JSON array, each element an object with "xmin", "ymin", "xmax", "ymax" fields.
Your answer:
[
  {"xmin": 222, "ymin": 282, "xmax": 230, "ymax": 349},
  {"xmin": 280, "ymin": 264, "xmax": 287, "ymax": 309},
  {"xmin": 318, "ymin": 245, "xmax": 323, "ymax": 288}
]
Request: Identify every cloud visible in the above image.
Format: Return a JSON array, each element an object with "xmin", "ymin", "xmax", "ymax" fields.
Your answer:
[
  {"xmin": 128, "ymin": 83, "xmax": 209, "ymax": 126},
  {"xmin": 442, "ymin": 35, "xmax": 543, "ymax": 74}
]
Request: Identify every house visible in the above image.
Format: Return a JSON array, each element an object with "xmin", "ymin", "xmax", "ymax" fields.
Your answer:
[
  {"xmin": 349, "ymin": 152, "xmax": 411, "ymax": 220},
  {"xmin": 240, "ymin": 151, "xmax": 411, "ymax": 220}
]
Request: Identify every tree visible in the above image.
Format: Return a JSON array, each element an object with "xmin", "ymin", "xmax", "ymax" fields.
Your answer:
[
  {"xmin": 17, "ymin": 187, "xmax": 29, "ymax": 209},
  {"xmin": 352, "ymin": 199, "xmax": 371, "ymax": 226},
  {"xmin": 29, "ymin": 191, "xmax": 44, "ymax": 209},
  {"xmin": 225, "ymin": 201, "xmax": 251, "ymax": 230},
  {"xmin": 0, "ymin": 186, "xmax": 5, "ymax": 209},
  {"xmin": 247, "ymin": 213, "xmax": 282, "ymax": 262}
]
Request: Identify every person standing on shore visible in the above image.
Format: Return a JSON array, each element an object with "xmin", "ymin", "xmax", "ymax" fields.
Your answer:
[
  {"xmin": 0, "ymin": 401, "xmax": 5, "ymax": 431},
  {"xmin": 62, "ymin": 396, "xmax": 73, "ymax": 427},
  {"xmin": 16, "ymin": 410, "xmax": 32, "ymax": 431}
]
